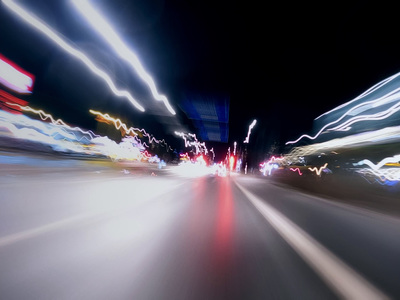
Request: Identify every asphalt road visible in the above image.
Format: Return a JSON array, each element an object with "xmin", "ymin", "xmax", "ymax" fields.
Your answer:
[{"xmin": 1, "ymin": 161, "xmax": 400, "ymax": 299}]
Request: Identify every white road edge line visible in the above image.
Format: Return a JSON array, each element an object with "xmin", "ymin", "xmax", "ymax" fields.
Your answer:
[{"xmin": 234, "ymin": 181, "xmax": 390, "ymax": 300}]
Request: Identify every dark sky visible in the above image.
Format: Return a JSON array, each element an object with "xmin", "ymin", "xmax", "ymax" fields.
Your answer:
[{"xmin": 1, "ymin": 0, "xmax": 400, "ymax": 163}]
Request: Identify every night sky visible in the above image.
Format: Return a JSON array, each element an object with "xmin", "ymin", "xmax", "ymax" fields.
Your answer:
[{"xmin": 1, "ymin": 0, "xmax": 400, "ymax": 164}]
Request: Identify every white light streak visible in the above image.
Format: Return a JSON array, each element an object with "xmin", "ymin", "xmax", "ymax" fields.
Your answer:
[
  {"xmin": 244, "ymin": 119, "xmax": 257, "ymax": 143},
  {"xmin": 330, "ymin": 101, "xmax": 400, "ymax": 132},
  {"xmin": 8, "ymin": 102, "xmax": 99, "ymax": 140},
  {"xmin": 287, "ymin": 71, "xmax": 400, "ymax": 145},
  {"xmin": 286, "ymin": 89, "xmax": 400, "ymax": 145},
  {"xmin": 315, "ymin": 71, "xmax": 400, "ymax": 120},
  {"xmin": 89, "ymin": 109, "xmax": 171, "ymax": 150},
  {"xmin": 210, "ymin": 148, "xmax": 215, "ymax": 160},
  {"xmin": 354, "ymin": 155, "xmax": 400, "ymax": 171},
  {"xmin": 2, "ymin": 0, "xmax": 145, "ymax": 112},
  {"xmin": 175, "ymin": 131, "xmax": 208, "ymax": 154},
  {"xmin": 71, "ymin": 0, "xmax": 176, "ymax": 115},
  {"xmin": 356, "ymin": 168, "xmax": 400, "ymax": 183},
  {"xmin": 0, "ymin": 110, "xmax": 90, "ymax": 151}
]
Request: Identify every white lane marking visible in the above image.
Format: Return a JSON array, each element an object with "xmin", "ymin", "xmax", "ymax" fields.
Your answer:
[
  {"xmin": 0, "ymin": 213, "xmax": 98, "ymax": 247},
  {"xmin": 0, "ymin": 180, "xmax": 185, "ymax": 247},
  {"xmin": 235, "ymin": 181, "xmax": 390, "ymax": 300}
]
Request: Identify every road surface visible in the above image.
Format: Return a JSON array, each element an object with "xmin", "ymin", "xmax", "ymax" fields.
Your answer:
[{"xmin": 1, "ymin": 160, "xmax": 400, "ymax": 299}]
